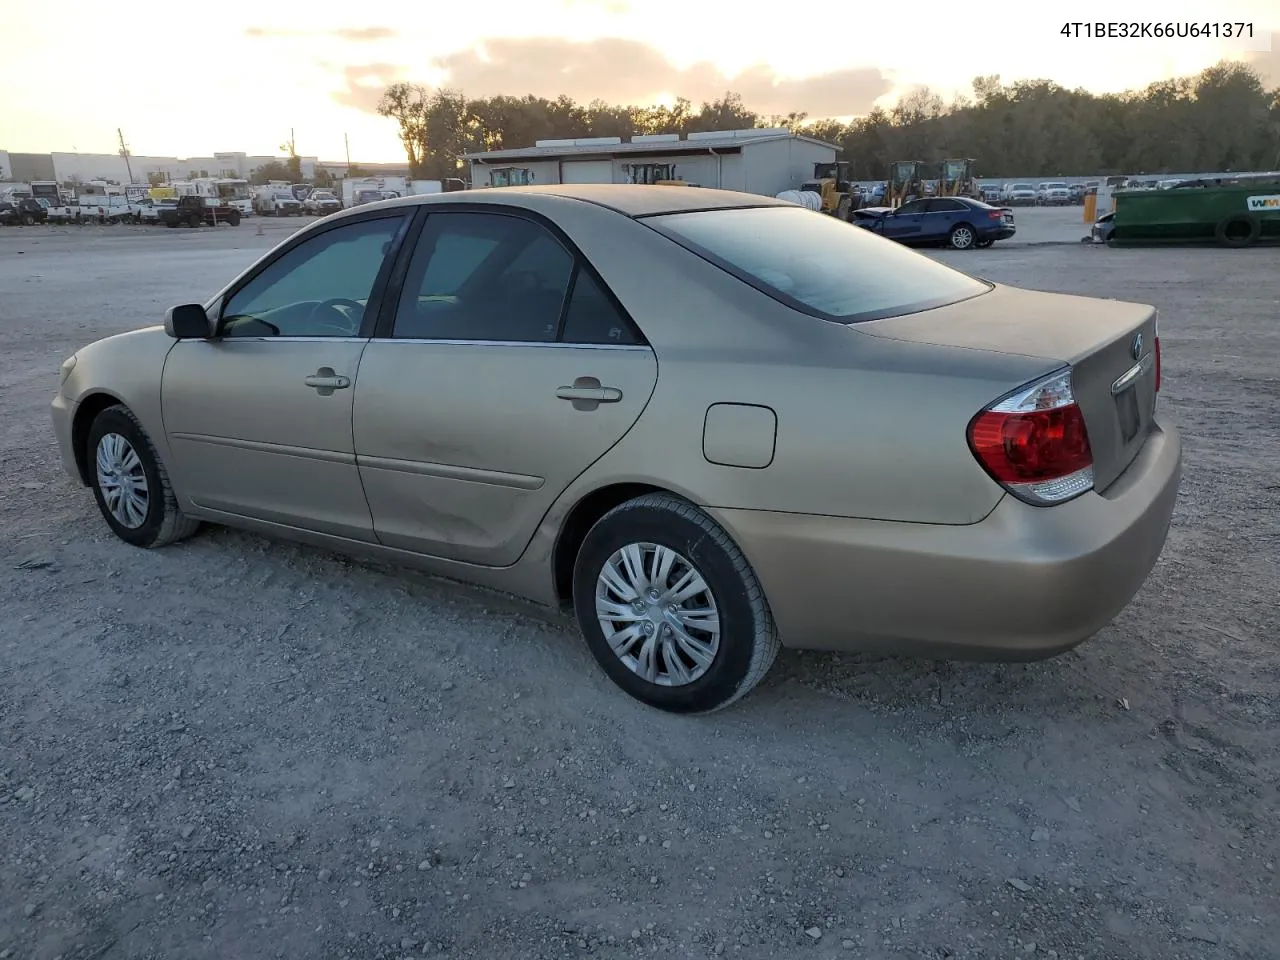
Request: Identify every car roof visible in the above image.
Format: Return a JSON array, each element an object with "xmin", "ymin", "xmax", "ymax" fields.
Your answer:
[{"xmin": 357, "ymin": 184, "xmax": 793, "ymax": 219}]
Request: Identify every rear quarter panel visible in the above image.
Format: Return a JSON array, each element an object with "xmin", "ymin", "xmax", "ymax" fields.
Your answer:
[{"xmin": 524, "ymin": 199, "xmax": 1059, "ymax": 526}]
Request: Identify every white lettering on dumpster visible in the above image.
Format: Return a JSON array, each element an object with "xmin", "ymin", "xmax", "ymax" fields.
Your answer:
[{"xmin": 1246, "ymin": 195, "xmax": 1280, "ymax": 211}]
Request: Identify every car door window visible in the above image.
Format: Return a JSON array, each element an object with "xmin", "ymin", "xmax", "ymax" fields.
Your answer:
[
  {"xmin": 927, "ymin": 199, "xmax": 966, "ymax": 213},
  {"xmin": 560, "ymin": 269, "xmax": 640, "ymax": 345},
  {"xmin": 219, "ymin": 215, "xmax": 406, "ymax": 338},
  {"xmin": 896, "ymin": 200, "xmax": 927, "ymax": 215},
  {"xmin": 392, "ymin": 212, "xmax": 574, "ymax": 343}
]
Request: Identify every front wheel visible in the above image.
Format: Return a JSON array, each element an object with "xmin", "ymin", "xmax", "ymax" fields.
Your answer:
[
  {"xmin": 572, "ymin": 493, "xmax": 780, "ymax": 714},
  {"xmin": 949, "ymin": 223, "xmax": 976, "ymax": 249},
  {"xmin": 86, "ymin": 405, "xmax": 200, "ymax": 548},
  {"xmin": 187, "ymin": 213, "xmax": 201, "ymax": 228},
  {"xmin": 227, "ymin": 211, "xmax": 241, "ymax": 226}
]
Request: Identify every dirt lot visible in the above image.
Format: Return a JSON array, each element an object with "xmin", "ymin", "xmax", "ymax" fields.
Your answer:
[{"xmin": 1, "ymin": 217, "xmax": 1276, "ymax": 960}]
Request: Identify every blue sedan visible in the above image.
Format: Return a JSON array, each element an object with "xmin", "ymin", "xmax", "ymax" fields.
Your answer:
[{"xmin": 852, "ymin": 197, "xmax": 1016, "ymax": 249}]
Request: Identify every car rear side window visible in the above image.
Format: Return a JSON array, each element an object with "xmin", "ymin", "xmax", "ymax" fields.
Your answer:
[
  {"xmin": 647, "ymin": 206, "xmax": 989, "ymax": 323},
  {"xmin": 392, "ymin": 212, "xmax": 574, "ymax": 343},
  {"xmin": 560, "ymin": 269, "xmax": 640, "ymax": 345}
]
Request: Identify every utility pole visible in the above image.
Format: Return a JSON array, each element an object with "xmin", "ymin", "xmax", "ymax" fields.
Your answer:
[
  {"xmin": 345, "ymin": 132, "xmax": 351, "ymax": 169},
  {"xmin": 117, "ymin": 128, "xmax": 135, "ymax": 184}
]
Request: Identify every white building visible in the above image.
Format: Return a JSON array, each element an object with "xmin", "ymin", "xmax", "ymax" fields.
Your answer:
[
  {"xmin": 0, "ymin": 150, "xmax": 321, "ymax": 186},
  {"xmin": 464, "ymin": 128, "xmax": 839, "ymax": 197}
]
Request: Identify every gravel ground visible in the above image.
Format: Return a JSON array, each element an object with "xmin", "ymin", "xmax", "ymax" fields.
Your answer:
[{"xmin": 1, "ymin": 219, "xmax": 1276, "ymax": 960}]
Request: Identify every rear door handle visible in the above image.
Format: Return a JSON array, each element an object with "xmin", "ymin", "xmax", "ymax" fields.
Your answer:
[{"xmin": 556, "ymin": 377, "xmax": 622, "ymax": 410}]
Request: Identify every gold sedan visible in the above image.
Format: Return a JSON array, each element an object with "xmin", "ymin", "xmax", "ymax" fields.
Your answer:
[{"xmin": 51, "ymin": 185, "xmax": 1181, "ymax": 713}]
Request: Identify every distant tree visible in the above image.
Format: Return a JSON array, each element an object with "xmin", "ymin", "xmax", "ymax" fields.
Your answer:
[
  {"xmin": 377, "ymin": 82, "xmax": 430, "ymax": 176},
  {"xmin": 251, "ymin": 160, "xmax": 292, "ymax": 184},
  {"xmin": 313, "ymin": 166, "xmax": 334, "ymax": 187},
  {"xmin": 280, "ymin": 130, "xmax": 303, "ymax": 181},
  {"xmin": 372, "ymin": 60, "xmax": 1280, "ymax": 180}
]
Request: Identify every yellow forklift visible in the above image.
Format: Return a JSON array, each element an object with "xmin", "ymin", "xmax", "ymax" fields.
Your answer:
[
  {"xmin": 937, "ymin": 158, "xmax": 981, "ymax": 199},
  {"xmin": 799, "ymin": 161, "xmax": 857, "ymax": 219},
  {"xmin": 885, "ymin": 161, "xmax": 925, "ymax": 208}
]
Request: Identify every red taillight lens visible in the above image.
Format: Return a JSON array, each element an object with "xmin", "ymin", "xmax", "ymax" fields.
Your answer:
[
  {"xmin": 967, "ymin": 369, "xmax": 1094, "ymax": 505},
  {"xmin": 988, "ymin": 210, "xmax": 1002, "ymax": 219}
]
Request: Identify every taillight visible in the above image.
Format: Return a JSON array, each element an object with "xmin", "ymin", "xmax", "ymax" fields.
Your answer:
[
  {"xmin": 987, "ymin": 210, "xmax": 1002, "ymax": 219},
  {"xmin": 967, "ymin": 368, "xmax": 1094, "ymax": 505}
]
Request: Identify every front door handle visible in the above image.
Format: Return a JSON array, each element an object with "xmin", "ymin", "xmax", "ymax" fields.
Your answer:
[
  {"xmin": 304, "ymin": 367, "xmax": 351, "ymax": 396},
  {"xmin": 556, "ymin": 377, "xmax": 622, "ymax": 411}
]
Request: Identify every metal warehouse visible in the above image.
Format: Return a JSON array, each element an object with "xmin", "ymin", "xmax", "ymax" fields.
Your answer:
[{"xmin": 464, "ymin": 128, "xmax": 838, "ymax": 196}]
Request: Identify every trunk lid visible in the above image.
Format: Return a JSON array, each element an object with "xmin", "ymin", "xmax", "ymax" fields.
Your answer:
[{"xmin": 856, "ymin": 283, "xmax": 1159, "ymax": 492}]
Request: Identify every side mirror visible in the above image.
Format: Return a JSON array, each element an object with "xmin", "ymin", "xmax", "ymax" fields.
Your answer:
[{"xmin": 165, "ymin": 303, "xmax": 212, "ymax": 339}]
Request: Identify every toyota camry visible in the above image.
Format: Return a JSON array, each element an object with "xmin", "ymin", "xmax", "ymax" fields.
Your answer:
[{"xmin": 51, "ymin": 185, "xmax": 1181, "ymax": 713}]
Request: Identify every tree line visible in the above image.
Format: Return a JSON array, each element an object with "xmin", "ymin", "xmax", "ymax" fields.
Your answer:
[{"xmin": 378, "ymin": 60, "xmax": 1280, "ymax": 181}]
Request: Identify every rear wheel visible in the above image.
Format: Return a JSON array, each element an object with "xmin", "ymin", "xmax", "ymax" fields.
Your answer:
[
  {"xmin": 186, "ymin": 213, "xmax": 201, "ymax": 228},
  {"xmin": 227, "ymin": 211, "xmax": 241, "ymax": 227},
  {"xmin": 949, "ymin": 223, "xmax": 976, "ymax": 249},
  {"xmin": 86, "ymin": 405, "xmax": 200, "ymax": 548},
  {"xmin": 572, "ymin": 493, "xmax": 780, "ymax": 714}
]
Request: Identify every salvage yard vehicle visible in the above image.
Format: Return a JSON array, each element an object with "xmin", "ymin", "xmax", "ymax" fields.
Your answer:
[
  {"xmin": 1037, "ymin": 182, "xmax": 1071, "ymax": 205},
  {"xmin": 854, "ymin": 196, "xmax": 1016, "ymax": 249},
  {"xmin": 157, "ymin": 195, "xmax": 241, "ymax": 227},
  {"xmin": 50, "ymin": 185, "xmax": 1181, "ymax": 714},
  {"xmin": 0, "ymin": 197, "xmax": 49, "ymax": 225},
  {"xmin": 137, "ymin": 197, "xmax": 179, "ymax": 224},
  {"xmin": 1003, "ymin": 183, "xmax": 1037, "ymax": 205},
  {"xmin": 304, "ymin": 189, "xmax": 342, "ymax": 215}
]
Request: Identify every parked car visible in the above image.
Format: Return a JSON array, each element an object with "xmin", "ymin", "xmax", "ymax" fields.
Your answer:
[
  {"xmin": 853, "ymin": 196, "xmax": 1016, "ymax": 249},
  {"xmin": 1068, "ymin": 183, "xmax": 1087, "ymax": 203},
  {"xmin": 304, "ymin": 190, "xmax": 343, "ymax": 216},
  {"xmin": 980, "ymin": 184, "xmax": 1004, "ymax": 204},
  {"xmin": 138, "ymin": 197, "xmax": 179, "ymax": 224},
  {"xmin": 50, "ymin": 185, "xmax": 1179, "ymax": 713},
  {"xmin": 1091, "ymin": 211, "xmax": 1117, "ymax": 244},
  {"xmin": 0, "ymin": 197, "xmax": 49, "ymax": 225},
  {"xmin": 1037, "ymin": 182, "xmax": 1071, "ymax": 205},
  {"xmin": 157, "ymin": 195, "xmax": 241, "ymax": 228},
  {"xmin": 1003, "ymin": 183, "xmax": 1037, "ymax": 205}
]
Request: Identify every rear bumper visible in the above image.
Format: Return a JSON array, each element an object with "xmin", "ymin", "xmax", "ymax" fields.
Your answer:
[
  {"xmin": 980, "ymin": 225, "xmax": 1016, "ymax": 240},
  {"xmin": 708, "ymin": 421, "xmax": 1181, "ymax": 659}
]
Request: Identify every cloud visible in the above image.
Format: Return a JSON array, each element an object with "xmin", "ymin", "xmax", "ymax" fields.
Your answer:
[
  {"xmin": 333, "ymin": 26, "xmax": 398, "ymax": 42},
  {"xmin": 244, "ymin": 25, "xmax": 396, "ymax": 42},
  {"xmin": 1243, "ymin": 42, "xmax": 1280, "ymax": 86},
  {"xmin": 331, "ymin": 62, "xmax": 407, "ymax": 113},
  {"xmin": 425, "ymin": 37, "xmax": 890, "ymax": 118}
]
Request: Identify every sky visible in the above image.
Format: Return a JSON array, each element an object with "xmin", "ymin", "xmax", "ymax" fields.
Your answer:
[{"xmin": 1, "ymin": 0, "xmax": 1275, "ymax": 164}]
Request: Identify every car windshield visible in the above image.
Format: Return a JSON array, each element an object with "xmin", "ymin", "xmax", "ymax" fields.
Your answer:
[{"xmin": 646, "ymin": 205, "xmax": 989, "ymax": 323}]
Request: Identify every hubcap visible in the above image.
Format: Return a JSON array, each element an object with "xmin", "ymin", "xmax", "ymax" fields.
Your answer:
[
  {"xmin": 954, "ymin": 228, "xmax": 973, "ymax": 247},
  {"xmin": 595, "ymin": 542, "xmax": 721, "ymax": 687},
  {"xmin": 95, "ymin": 433, "xmax": 149, "ymax": 529}
]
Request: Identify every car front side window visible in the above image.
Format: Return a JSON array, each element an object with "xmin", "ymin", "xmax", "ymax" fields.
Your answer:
[
  {"xmin": 391, "ymin": 212, "xmax": 575, "ymax": 343},
  {"xmin": 219, "ymin": 215, "xmax": 406, "ymax": 339}
]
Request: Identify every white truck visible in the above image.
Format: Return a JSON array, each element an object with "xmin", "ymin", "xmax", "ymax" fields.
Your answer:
[
  {"xmin": 252, "ymin": 184, "xmax": 303, "ymax": 216},
  {"xmin": 342, "ymin": 176, "xmax": 410, "ymax": 208}
]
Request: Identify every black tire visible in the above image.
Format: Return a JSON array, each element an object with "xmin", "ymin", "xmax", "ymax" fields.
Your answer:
[
  {"xmin": 949, "ymin": 223, "xmax": 977, "ymax": 249},
  {"xmin": 227, "ymin": 211, "xmax": 241, "ymax": 226},
  {"xmin": 1215, "ymin": 215, "xmax": 1260, "ymax": 248},
  {"xmin": 187, "ymin": 213, "xmax": 201, "ymax": 228},
  {"xmin": 572, "ymin": 493, "xmax": 780, "ymax": 714},
  {"xmin": 86, "ymin": 404, "xmax": 200, "ymax": 549},
  {"xmin": 21, "ymin": 213, "xmax": 34, "ymax": 226}
]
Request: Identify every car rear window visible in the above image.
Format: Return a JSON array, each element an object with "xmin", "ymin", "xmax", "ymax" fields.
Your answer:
[{"xmin": 645, "ymin": 205, "xmax": 989, "ymax": 323}]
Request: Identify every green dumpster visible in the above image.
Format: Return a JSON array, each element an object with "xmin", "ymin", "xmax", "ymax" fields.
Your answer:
[{"xmin": 1111, "ymin": 178, "xmax": 1280, "ymax": 247}]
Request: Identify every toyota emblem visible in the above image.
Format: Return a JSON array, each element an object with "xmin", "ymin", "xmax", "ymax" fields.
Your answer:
[{"xmin": 1131, "ymin": 333, "xmax": 1143, "ymax": 361}]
